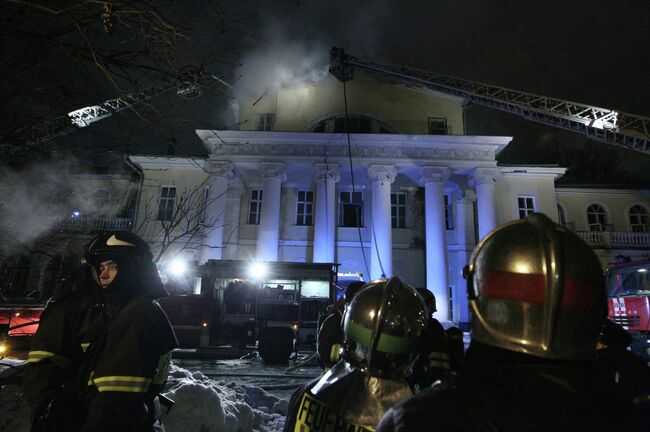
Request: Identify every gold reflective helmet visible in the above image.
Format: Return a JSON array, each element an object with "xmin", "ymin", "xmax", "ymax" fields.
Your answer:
[
  {"xmin": 464, "ymin": 213, "xmax": 606, "ymax": 360},
  {"xmin": 342, "ymin": 277, "xmax": 428, "ymax": 378}
]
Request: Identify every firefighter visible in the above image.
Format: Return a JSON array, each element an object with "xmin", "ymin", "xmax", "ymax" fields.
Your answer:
[
  {"xmin": 407, "ymin": 288, "xmax": 451, "ymax": 392},
  {"xmin": 23, "ymin": 231, "xmax": 178, "ymax": 431},
  {"xmin": 316, "ymin": 280, "xmax": 364, "ymax": 369},
  {"xmin": 378, "ymin": 213, "xmax": 649, "ymax": 431},
  {"xmin": 284, "ymin": 277, "xmax": 427, "ymax": 432},
  {"xmin": 597, "ymin": 319, "xmax": 650, "ymax": 406}
]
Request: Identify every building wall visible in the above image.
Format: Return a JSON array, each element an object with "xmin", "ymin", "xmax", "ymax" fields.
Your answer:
[
  {"xmin": 239, "ymin": 74, "xmax": 465, "ymax": 135},
  {"xmin": 556, "ymin": 188, "xmax": 650, "ymax": 232}
]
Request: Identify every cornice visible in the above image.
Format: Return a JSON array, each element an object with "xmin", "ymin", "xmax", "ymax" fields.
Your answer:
[{"xmin": 196, "ymin": 130, "xmax": 509, "ymax": 163}]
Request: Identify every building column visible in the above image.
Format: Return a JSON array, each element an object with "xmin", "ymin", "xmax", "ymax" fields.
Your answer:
[
  {"xmin": 199, "ymin": 161, "xmax": 234, "ymax": 264},
  {"xmin": 368, "ymin": 165, "xmax": 397, "ymax": 280},
  {"xmin": 313, "ymin": 164, "xmax": 340, "ymax": 263},
  {"xmin": 471, "ymin": 168, "xmax": 502, "ymax": 240},
  {"xmin": 223, "ymin": 181, "xmax": 244, "ymax": 260},
  {"xmin": 453, "ymin": 190, "xmax": 476, "ymax": 324},
  {"xmin": 421, "ymin": 166, "xmax": 451, "ymax": 321},
  {"xmin": 257, "ymin": 163, "xmax": 286, "ymax": 262}
]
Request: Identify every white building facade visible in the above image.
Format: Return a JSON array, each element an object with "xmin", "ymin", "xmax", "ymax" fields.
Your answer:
[{"xmin": 126, "ymin": 74, "xmax": 650, "ymax": 324}]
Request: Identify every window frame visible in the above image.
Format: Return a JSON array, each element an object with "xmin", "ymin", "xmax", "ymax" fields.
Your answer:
[
  {"xmin": 247, "ymin": 189, "xmax": 263, "ymax": 225},
  {"xmin": 444, "ymin": 193, "xmax": 454, "ymax": 230},
  {"xmin": 338, "ymin": 190, "xmax": 364, "ymax": 228},
  {"xmin": 517, "ymin": 195, "xmax": 536, "ymax": 219},
  {"xmin": 295, "ymin": 190, "xmax": 314, "ymax": 226},
  {"xmin": 391, "ymin": 191, "xmax": 407, "ymax": 229},
  {"xmin": 255, "ymin": 113, "xmax": 276, "ymax": 131},
  {"xmin": 157, "ymin": 185, "xmax": 177, "ymax": 221},
  {"xmin": 428, "ymin": 117, "xmax": 448, "ymax": 135},
  {"xmin": 198, "ymin": 186, "xmax": 210, "ymax": 225},
  {"xmin": 629, "ymin": 204, "xmax": 649, "ymax": 233},
  {"xmin": 557, "ymin": 202, "xmax": 568, "ymax": 226},
  {"xmin": 586, "ymin": 203, "xmax": 609, "ymax": 232}
]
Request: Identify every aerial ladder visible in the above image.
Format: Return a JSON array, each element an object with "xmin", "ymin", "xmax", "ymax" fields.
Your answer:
[
  {"xmin": 329, "ymin": 47, "xmax": 650, "ymax": 156},
  {"xmin": 11, "ymin": 66, "xmax": 209, "ymax": 147}
]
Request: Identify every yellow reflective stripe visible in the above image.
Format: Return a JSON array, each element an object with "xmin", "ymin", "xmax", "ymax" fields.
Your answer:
[
  {"xmin": 81, "ymin": 342, "xmax": 90, "ymax": 352},
  {"xmin": 93, "ymin": 375, "xmax": 149, "ymax": 383},
  {"xmin": 27, "ymin": 350, "xmax": 56, "ymax": 363},
  {"xmin": 329, "ymin": 344, "xmax": 341, "ymax": 363},
  {"xmin": 90, "ymin": 375, "xmax": 152, "ymax": 393},
  {"xmin": 152, "ymin": 352, "xmax": 172, "ymax": 386},
  {"xmin": 97, "ymin": 385, "xmax": 148, "ymax": 393}
]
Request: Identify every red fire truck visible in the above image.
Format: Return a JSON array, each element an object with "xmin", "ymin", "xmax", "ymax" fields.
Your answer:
[
  {"xmin": 604, "ymin": 258, "xmax": 650, "ymax": 359},
  {"xmin": 0, "ymin": 304, "xmax": 43, "ymax": 354},
  {"xmin": 158, "ymin": 260, "xmax": 337, "ymax": 363}
]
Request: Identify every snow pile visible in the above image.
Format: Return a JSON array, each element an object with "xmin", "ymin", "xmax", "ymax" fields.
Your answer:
[{"xmin": 162, "ymin": 365, "xmax": 287, "ymax": 432}]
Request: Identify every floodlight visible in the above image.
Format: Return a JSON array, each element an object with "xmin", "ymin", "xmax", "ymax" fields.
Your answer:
[
  {"xmin": 169, "ymin": 258, "xmax": 188, "ymax": 277},
  {"xmin": 249, "ymin": 262, "xmax": 268, "ymax": 280}
]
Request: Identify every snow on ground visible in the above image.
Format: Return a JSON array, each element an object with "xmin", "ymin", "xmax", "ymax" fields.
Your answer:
[
  {"xmin": 0, "ymin": 360, "xmax": 309, "ymax": 432},
  {"xmin": 161, "ymin": 364, "xmax": 288, "ymax": 432}
]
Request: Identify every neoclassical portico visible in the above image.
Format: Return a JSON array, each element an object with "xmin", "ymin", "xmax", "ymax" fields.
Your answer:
[{"xmin": 189, "ymin": 130, "xmax": 511, "ymax": 322}]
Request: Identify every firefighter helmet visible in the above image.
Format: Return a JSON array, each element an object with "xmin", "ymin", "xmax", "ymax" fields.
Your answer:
[
  {"xmin": 416, "ymin": 287, "xmax": 437, "ymax": 315},
  {"xmin": 82, "ymin": 231, "xmax": 153, "ymax": 267},
  {"xmin": 464, "ymin": 213, "xmax": 606, "ymax": 360},
  {"xmin": 342, "ymin": 277, "xmax": 427, "ymax": 378}
]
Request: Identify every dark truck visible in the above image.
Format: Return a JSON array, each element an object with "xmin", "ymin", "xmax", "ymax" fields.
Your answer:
[{"xmin": 158, "ymin": 260, "xmax": 336, "ymax": 363}]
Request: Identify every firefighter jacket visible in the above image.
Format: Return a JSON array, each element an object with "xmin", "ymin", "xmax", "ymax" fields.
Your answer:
[
  {"xmin": 316, "ymin": 309, "xmax": 344, "ymax": 369},
  {"xmin": 377, "ymin": 341, "xmax": 650, "ymax": 432},
  {"xmin": 283, "ymin": 360, "xmax": 414, "ymax": 432},
  {"xmin": 407, "ymin": 317, "xmax": 451, "ymax": 392},
  {"xmin": 23, "ymin": 272, "xmax": 178, "ymax": 432}
]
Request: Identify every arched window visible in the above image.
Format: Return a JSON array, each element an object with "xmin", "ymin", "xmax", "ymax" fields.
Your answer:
[
  {"xmin": 308, "ymin": 114, "xmax": 396, "ymax": 134},
  {"xmin": 629, "ymin": 205, "xmax": 649, "ymax": 233},
  {"xmin": 557, "ymin": 203, "xmax": 568, "ymax": 226},
  {"xmin": 586, "ymin": 204, "xmax": 608, "ymax": 232},
  {"xmin": 0, "ymin": 255, "xmax": 31, "ymax": 299}
]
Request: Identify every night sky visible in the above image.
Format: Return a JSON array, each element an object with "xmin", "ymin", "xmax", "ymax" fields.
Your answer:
[{"xmin": 1, "ymin": 0, "xmax": 649, "ymax": 181}]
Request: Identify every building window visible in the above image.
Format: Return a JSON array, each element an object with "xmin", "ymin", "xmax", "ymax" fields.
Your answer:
[
  {"xmin": 629, "ymin": 205, "xmax": 649, "ymax": 232},
  {"xmin": 428, "ymin": 117, "xmax": 448, "ymax": 135},
  {"xmin": 296, "ymin": 190, "xmax": 313, "ymax": 226},
  {"xmin": 444, "ymin": 194, "xmax": 454, "ymax": 230},
  {"xmin": 557, "ymin": 203, "xmax": 568, "ymax": 226},
  {"xmin": 158, "ymin": 186, "xmax": 176, "ymax": 221},
  {"xmin": 587, "ymin": 204, "xmax": 608, "ymax": 231},
  {"xmin": 248, "ymin": 189, "xmax": 263, "ymax": 225},
  {"xmin": 198, "ymin": 187, "xmax": 210, "ymax": 225},
  {"xmin": 391, "ymin": 192, "xmax": 407, "ymax": 229},
  {"xmin": 517, "ymin": 196, "xmax": 536, "ymax": 219},
  {"xmin": 255, "ymin": 113, "xmax": 275, "ymax": 131},
  {"xmin": 339, "ymin": 191, "xmax": 363, "ymax": 227},
  {"xmin": 309, "ymin": 114, "xmax": 396, "ymax": 134}
]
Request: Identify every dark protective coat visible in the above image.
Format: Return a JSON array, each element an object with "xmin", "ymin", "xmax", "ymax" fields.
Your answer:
[
  {"xmin": 407, "ymin": 317, "xmax": 450, "ymax": 392},
  {"xmin": 316, "ymin": 309, "xmax": 344, "ymax": 369},
  {"xmin": 377, "ymin": 342, "xmax": 649, "ymax": 432},
  {"xmin": 23, "ymin": 264, "xmax": 178, "ymax": 432},
  {"xmin": 284, "ymin": 360, "xmax": 413, "ymax": 432}
]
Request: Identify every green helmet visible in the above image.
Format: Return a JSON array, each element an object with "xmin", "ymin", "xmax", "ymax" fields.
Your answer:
[{"xmin": 342, "ymin": 277, "xmax": 427, "ymax": 378}]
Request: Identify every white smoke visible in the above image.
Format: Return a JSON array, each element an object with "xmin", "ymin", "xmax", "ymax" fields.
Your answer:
[
  {"xmin": 0, "ymin": 157, "xmax": 131, "ymax": 256},
  {"xmin": 233, "ymin": 24, "xmax": 330, "ymax": 101}
]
